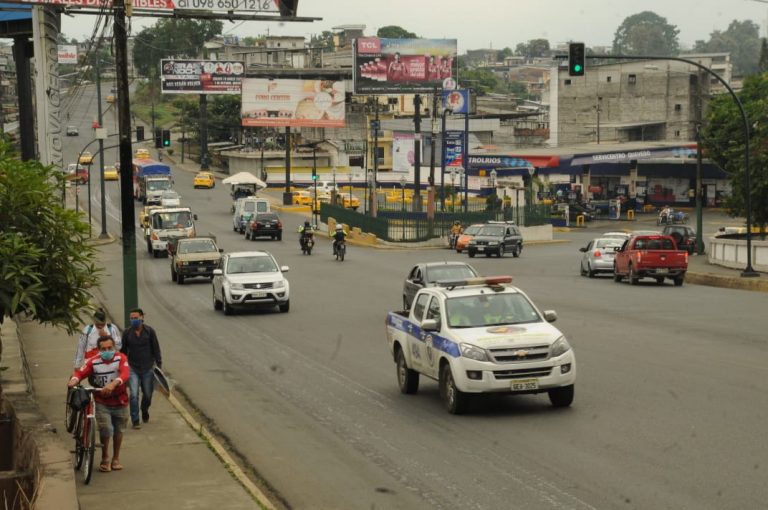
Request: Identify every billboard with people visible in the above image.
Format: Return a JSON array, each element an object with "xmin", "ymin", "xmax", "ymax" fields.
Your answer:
[{"xmin": 353, "ymin": 38, "xmax": 457, "ymax": 94}]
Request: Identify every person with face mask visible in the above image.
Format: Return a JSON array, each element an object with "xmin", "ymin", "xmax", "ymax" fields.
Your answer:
[
  {"xmin": 73, "ymin": 308, "xmax": 122, "ymax": 368},
  {"xmin": 120, "ymin": 308, "xmax": 162, "ymax": 429},
  {"xmin": 68, "ymin": 335, "xmax": 130, "ymax": 472}
]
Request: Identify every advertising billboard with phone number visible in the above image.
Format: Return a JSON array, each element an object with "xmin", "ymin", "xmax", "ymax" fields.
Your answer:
[
  {"xmin": 353, "ymin": 37, "xmax": 457, "ymax": 94},
  {"xmin": 160, "ymin": 59, "xmax": 244, "ymax": 94}
]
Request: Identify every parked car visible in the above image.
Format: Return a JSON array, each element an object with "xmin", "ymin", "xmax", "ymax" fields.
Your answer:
[
  {"xmin": 402, "ymin": 261, "xmax": 479, "ymax": 310},
  {"xmin": 467, "ymin": 222, "xmax": 523, "ymax": 258},
  {"xmin": 454, "ymin": 224, "xmax": 483, "ymax": 253},
  {"xmin": 212, "ymin": 251, "xmax": 290, "ymax": 315},
  {"xmin": 103, "ymin": 165, "xmax": 119, "ymax": 181},
  {"xmin": 661, "ymin": 225, "xmax": 697, "ymax": 254},
  {"xmin": 66, "ymin": 125, "xmax": 79, "ymax": 136},
  {"xmin": 193, "ymin": 171, "xmax": 215, "ymax": 189},
  {"xmin": 579, "ymin": 237, "xmax": 625, "ymax": 277},
  {"xmin": 245, "ymin": 212, "xmax": 283, "ymax": 241},
  {"xmin": 170, "ymin": 237, "xmax": 222, "ymax": 285},
  {"xmin": 79, "ymin": 151, "xmax": 94, "ymax": 165}
]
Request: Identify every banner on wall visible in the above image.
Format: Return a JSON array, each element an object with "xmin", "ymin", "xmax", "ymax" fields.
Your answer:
[
  {"xmin": 241, "ymin": 78, "xmax": 346, "ymax": 128},
  {"xmin": 393, "ymin": 133, "xmax": 414, "ymax": 173}
]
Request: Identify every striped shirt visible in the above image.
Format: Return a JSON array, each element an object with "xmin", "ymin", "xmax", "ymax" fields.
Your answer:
[{"xmin": 73, "ymin": 352, "xmax": 130, "ymax": 407}]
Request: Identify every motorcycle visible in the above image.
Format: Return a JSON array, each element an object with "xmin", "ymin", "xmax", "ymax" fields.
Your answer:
[
  {"xmin": 300, "ymin": 232, "xmax": 315, "ymax": 255},
  {"xmin": 333, "ymin": 239, "xmax": 346, "ymax": 261}
]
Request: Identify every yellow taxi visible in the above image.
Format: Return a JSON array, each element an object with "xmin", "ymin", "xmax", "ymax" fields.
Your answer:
[
  {"xmin": 106, "ymin": 95, "xmax": 116, "ymax": 103},
  {"xmin": 103, "ymin": 165, "xmax": 119, "ymax": 181},
  {"xmin": 139, "ymin": 205, "xmax": 161, "ymax": 229},
  {"xmin": 193, "ymin": 171, "xmax": 215, "ymax": 189},
  {"xmin": 292, "ymin": 190, "xmax": 314, "ymax": 206},
  {"xmin": 338, "ymin": 194, "xmax": 361, "ymax": 210},
  {"xmin": 134, "ymin": 148, "xmax": 150, "ymax": 159},
  {"xmin": 385, "ymin": 191, "xmax": 412, "ymax": 204},
  {"xmin": 79, "ymin": 151, "xmax": 94, "ymax": 165}
]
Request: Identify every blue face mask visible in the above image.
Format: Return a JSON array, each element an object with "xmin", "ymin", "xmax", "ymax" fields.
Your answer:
[
  {"xmin": 130, "ymin": 318, "xmax": 143, "ymax": 328},
  {"xmin": 99, "ymin": 350, "xmax": 115, "ymax": 361}
]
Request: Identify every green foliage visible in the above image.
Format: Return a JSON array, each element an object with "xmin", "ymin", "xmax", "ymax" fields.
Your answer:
[
  {"xmin": 133, "ymin": 19, "xmax": 223, "ymax": 78},
  {"xmin": 514, "ymin": 39, "xmax": 550, "ymax": 58},
  {"xmin": 310, "ymin": 31, "xmax": 335, "ymax": 49},
  {"xmin": 376, "ymin": 26, "xmax": 418, "ymax": 39},
  {"xmin": 0, "ymin": 139, "xmax": 101, "ymax": 333},
  {"xmin": 693, "ymin": 20, "xmax": 762, "ymax": 77},
  {"xmin": 241, "ymin": 36, "xmax": 263, "ymax": 47},
  {"xmin": 700, "ymin": 73, "xmax": 768, "ymax": 229},
  {"xmin": 497, "ymin": 47, "xmax": 513, "ymax": 61},
  {"xmin": 760, "ymin": 39, "xmax": 768, "ymax": 73},
  {"xmin": 612, "ymin": 11, "xmax": 680, "ymax": 56},
  {"xmin": 458, "ymin": 68, "xmax": 499, "ymax": 96}
]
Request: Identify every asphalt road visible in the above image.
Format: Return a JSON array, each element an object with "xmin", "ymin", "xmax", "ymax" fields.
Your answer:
[{"xmin": 67, "ymin": 85, "xmax": 768, "ymax": 510}]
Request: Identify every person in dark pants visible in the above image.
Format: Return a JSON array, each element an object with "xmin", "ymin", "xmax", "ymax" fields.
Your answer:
[{"xmin": 121, "ymin": 308, "xmax": 162, "ymax": 429}]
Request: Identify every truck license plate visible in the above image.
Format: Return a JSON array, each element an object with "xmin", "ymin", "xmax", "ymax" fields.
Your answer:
[
  {"xmin": 250, "ymin": 292, "xmax": 266, "ymax": 298},
  {"xmin": 656, "ymin": 268, "xmax": 668, "ymax": 274},
  {"xmin": 197, "ymin": 267, "xmax": 207, "ymax": 272},
  {"xmin": 511, "ymin": 378, "xmax": 539, "ymax": 391},
  {"xmin": 477, "ymin": 247, "xmax": 484, "ymax": 252}
]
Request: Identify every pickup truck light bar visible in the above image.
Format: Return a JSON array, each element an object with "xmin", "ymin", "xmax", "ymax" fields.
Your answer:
[{"xmin": 437, "ymin": 276, "xmax": 513, "ymax": 290}]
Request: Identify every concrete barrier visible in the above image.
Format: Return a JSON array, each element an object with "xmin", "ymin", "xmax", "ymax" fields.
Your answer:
[{"xmin": 708, "ymin": 236, "xmax": 768, "ymax": 272}]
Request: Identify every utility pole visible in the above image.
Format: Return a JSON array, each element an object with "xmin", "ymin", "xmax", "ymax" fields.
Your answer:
[
  {"xmin": 200, "ymin": 94, "xmax": 209, "ymax": 169},
  {"xmin": 413, "ymin": 94, "xmax": 422, "ymax": 211},
  {"xmin": 695, "ymin": 70, "xmax": 704, "ymax": 255},
  {"xmin": 114, "ymin": 0, "xmax": 138, "ymax": 324},
  {"xmin": 95, "ymin": 58, "xmax": 108, "ymax": 238},
  {"xmin": 371, "ymin": 98, "xmax": 379, "ymax": 217},
  {"xmin": 283, "ymin": 127, "xmax": 291, "ymax": 204}
]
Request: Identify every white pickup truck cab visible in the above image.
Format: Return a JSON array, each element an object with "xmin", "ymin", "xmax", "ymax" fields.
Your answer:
[{"xmin": 385, "ymin": 276, "xmax": 576, "ymax": 414}]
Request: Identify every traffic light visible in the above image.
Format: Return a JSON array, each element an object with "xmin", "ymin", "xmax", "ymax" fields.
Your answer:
[
  {"xmin": 312, "ymin": 168, "xmax": 317, "ymax": 181},
  {"xmin": 277, "ymin": 0, "xmax": 298, "ymax": 16},
  {"xmin": 568, "ymin": 42, "xmax": 585, "ymax": 76},
  {"xmin": 162, "ymin": 129, "xmax": 171, "ymax": 147},
  {"xmin": 154, "ymin": 128, "xmax": 162, "ymax": 148}
]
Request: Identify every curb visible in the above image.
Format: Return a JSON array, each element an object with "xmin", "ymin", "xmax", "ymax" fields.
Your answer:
[{"xmin": 686, "ymin": 271, "xmax": 768, "ymax": 292}]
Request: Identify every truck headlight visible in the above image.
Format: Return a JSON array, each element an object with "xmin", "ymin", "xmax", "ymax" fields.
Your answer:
[
  {"xmin": 550, "ymin": 336, "xmax": 571, "ymax": 358},
  {"xmin": 468, "ymin": 240, "xmax": 477, "ymax": 245},
  {"xmin": 273, "ymin": 280, "xmax": 286, "ymax": 290},
  {"xmin": 488, "ymin": 241, "xmax": 499, "ymax": 245},
  {"xmin": 179, "ymin": 261, "xmax": 187, "ymax": 266},
  {"xmin": 460, "ymin": 343, "xmax": 489, "ymax": 362},
  {"xmin": 229, "ymin": 282, "xmax": 244, "ymax": 290}
]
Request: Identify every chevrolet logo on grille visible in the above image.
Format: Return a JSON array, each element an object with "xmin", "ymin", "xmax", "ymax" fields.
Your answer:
[
  {"xmin": 255, "ymin": 284, "xmax": 261, "ymax": 289},
  {"xmin": 513, "ymin": 350, "xmax": 529, "ymax": 358}
]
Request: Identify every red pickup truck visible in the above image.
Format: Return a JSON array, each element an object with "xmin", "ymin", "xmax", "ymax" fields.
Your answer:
[{"xmin": 613, "ymin": 235, "xmax": 688, "ymax": 286}]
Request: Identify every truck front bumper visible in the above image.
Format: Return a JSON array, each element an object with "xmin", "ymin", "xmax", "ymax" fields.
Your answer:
[{"xmin": 451, "ymin": 351, "xmax": 576, "ymax": 394}]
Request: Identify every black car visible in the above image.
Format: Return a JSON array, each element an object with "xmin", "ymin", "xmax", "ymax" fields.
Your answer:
[
  {"xmin": 245, "ymin": 212, "xmax": 282, "ymax": 241},
  {"xmin": 402, "ymin": 261, "xmax": 479, "ymax": 309},
  {"xmin": 661, "ymin": 225, "xmax": 697, "ymax": 254},
  {"xmin": 467, "ymin": 222, "xmax": 523, "ymax": 258}
]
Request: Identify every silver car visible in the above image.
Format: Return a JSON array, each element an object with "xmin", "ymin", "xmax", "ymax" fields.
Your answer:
[
  {"xmin": 212, "ymin": 251, "xmax": 290, "ymax": 315},
  {"xmin": 579, "ymin": 237, "xmax": 625, "ymax": 277}
]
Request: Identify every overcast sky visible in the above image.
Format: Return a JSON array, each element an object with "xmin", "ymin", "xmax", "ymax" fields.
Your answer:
[{"xmin": 61, "ymin": 0, "xmax": 768, "ymax": 52}]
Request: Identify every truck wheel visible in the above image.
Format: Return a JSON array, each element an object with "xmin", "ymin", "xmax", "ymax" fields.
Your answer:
[
  {"xmin": 512, "ymin": 245, "xmax": 521, "ymax": 258},
  {"xmin": 497, "ymin": 245, "xmax": 504, "ymax": 257},
  {"xmin": 468, "ymin": 251, "xmax": 475, "ymax": 258},
  {"xmin": 147, "ymin": 241, "xmax": 153, "ymax": 254},
  {"xmin": 440, "ymin": 364, "xmax": 469, "ymax": 415},
  {"xmin": 396, "ymin": 349, "xmax": 419, "ymax": 394},
  {"xmin": 223, "ymin": 297, "xmax": 233, "ymax": 316},
  {"xmin": 213, "ymin": 289, "xmax": 222, "ymax": 311},
  {"xmin": 171, "ymin": 267, "xmax": 177, "ymax": 282},
  {"xmin": 587, "ymin": 264, "xmax": 595, "ymax": 278},
  {"xmin": 177, "ymin": 274, "xmax": 185, "ymax": 285},
  {"xmin": 613, "ymin": 266, "xmax": 622, "ymax": 282},
  {"xmin": 548, "ymin": 385, "xmax": 574, "ymax": 407},
  {"xmin": 279, "ymin": 301, "xmax": 290, "ymax": 313},
  {"xmin": 655, "ymin": 277, "xmax": 664, "ymax": 285},
  {"xmin": 674, "ymin": 277, "xmax": 684, "ymax": 287},
  {"xmin": 152, "ymin": 249, "xmax": 160, "ymax": 258},
  {"xmin": 629, "ymin": 265, "xmax": 639, "ymax": 285}
]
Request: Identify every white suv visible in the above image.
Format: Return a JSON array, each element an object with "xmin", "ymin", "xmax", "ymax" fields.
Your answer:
[{"xmin": 212, "ymin": 251, "xmax": 290, "ymax": 315}]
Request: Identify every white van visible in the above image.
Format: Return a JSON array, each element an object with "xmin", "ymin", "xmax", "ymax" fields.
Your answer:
[{"xmin": 233, "ymin": 197, "xmax": 271, "ymax": 233}]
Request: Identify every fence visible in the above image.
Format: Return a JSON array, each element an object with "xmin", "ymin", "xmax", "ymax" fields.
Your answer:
[{"xmin": 320, "ymin": 203, "xmax": 550, "ymax": 243}]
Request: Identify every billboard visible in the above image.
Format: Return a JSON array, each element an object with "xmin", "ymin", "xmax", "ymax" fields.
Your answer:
[
  {"xmin": 6, "ymin": 0, "xmax": 284, "ymax": 12},
  {"xmin": 160, "ymin": 59, "xmax": 244, "ymax": 94},
  {"xmin": 57, "ymin": 44, "xmax": 77, "ymax": 64},
  {"xmin": 241, "ymin": 79, "xmax": 346, "ymax": 128},
  {"xmin": 443, "ymin": 130, "xmax": 464, "ymax": 168},
  {"xmin": 392, "ymin": 132, "xmax": 415, "ymax": 173},
  {"xmin": 354, "ymin": 38, "xmax": 457, "ymax": 94}
]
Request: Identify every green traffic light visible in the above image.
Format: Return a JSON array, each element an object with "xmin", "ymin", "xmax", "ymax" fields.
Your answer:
[{"xmin": 574, "ymin": 64, "xmax": 582, "ymax": 72}]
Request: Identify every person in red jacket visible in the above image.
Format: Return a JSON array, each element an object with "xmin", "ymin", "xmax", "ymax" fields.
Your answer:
[{"xmin": 68, "ymin": 335, "xmax": 130, "ymax": 472}]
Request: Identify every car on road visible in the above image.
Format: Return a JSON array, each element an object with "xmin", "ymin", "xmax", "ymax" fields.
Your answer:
[
  {"xmin": 160, "ymin": 190, "xmax": 182, "ymax": 207},
  {"xmin": 661, "ymin": 225, "xmax": 697, "ymax": 254},
  {"xmin": 79, "ymin": 151, "xmax": 94, "ymax": 165},
  {"xmin": 66, "ymin": 125, "xmax": 79, "ymax": 136},
  {"xmin": 602, "ymin": 231, "xmax": 631, "ymax": 240},
  {"xmin": 579, "ymin": 237, "xmax": 625, "ymax": 277},
  {"xmin": 292, "ymin": 190, "xmax": 314, "ymax": 206},
  {"xmin": 630, "ymin": 230, "xmax": 662, "ymax": 237},
  {"xmin": 454, "ymin": 224, "xmax": 483, "ymax": 253},
  {"xmin": 402, "ymin": 261, "xmax": 479, "ymax": 310},
  {"xmin": 245, "ymin": 212, "xmax": 283, "ymax": 241},
  {"xmin": 103, "ymin": 165, "xmax": 119, "ymax": 181},
  {"xmin": 66, "ymin": 163, "xmax": 88, "ymax": 184},
  {"xmin": 467, "ymin": 222, "xmax": 523, "ymax": 258},
  {"xmin": 193, "ymin": 171, "xmax": 215, "ymax": 189},
  {"xmin": 135, "ymin": 148, "xmax": 151, "ymax": 159},
  {"xmin": 171, "ymin": 237, "xmax": 223, "ymax": 285},
  {"xmin": 212, "ymin": 251, "xmax": 290, "ymax": 315}
]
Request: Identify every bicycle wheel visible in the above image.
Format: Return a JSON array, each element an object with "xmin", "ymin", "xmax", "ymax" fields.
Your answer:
[
  {"xmin": 74, "ymin": 416, "xmax": 85, "ymax": 470},
  {"xmin": 83, "ymin": 417, "xmax": 97, "ymax": 484},
  {"xmin": 65, "ymin": 389, "xmax": 79, "ymax": 433}
]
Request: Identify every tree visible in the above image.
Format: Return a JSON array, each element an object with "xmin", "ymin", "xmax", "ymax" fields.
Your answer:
[
  {"xmin": 241, "ymin": 36, "xmax": 263, "ymax": 47},
  {"xmin": 310, "ymin": 31, "xmax": 335, "ymax": 49},
  {"xmin": 0, "ymin": 139, "xmax": 101, "ymax": 333},
  {"xmin": 692, "ymin": 20, "xmax": 761, "ymax": 77},
  {"xmin": 133, "ymin": 19, "xmax": 223, "ymax": 78},
  {"xmin": 514, "ymin": 39, "xmax": 550, "ymax": 58},
  {"xmin": 700, "ymin": 72, "xmax": 768, "ymax": 231},
  {"xmin": 457, "ymin": 68, "xmax": 499, "ymax": 96},
  {"xmin": 612, "ymin": 11, "xmax": 680, "ymax": 56},
  {"xmin": 376, "ymin": 25, "xmax": 418, "ymax": 39},
  {"xmin": 497, "ymin": 47, "xmax": 513, "ymax": 62},
  {"xmin": 760, "ymin": 39, "xmax": 768, "ymax": 73}
]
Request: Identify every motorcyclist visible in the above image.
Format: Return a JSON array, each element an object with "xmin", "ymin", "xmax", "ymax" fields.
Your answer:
[
  {"xmin": 332, "ymin": 223, "xmax": 347, "ymax": 255},
  {"xmin": 299, "ymin": 220, "xmax": 313, "ymax": 248},
  {"xmin": 660, "ymin": 205, "xmax": 672, "ymax": 224},
  {"xmin": 449, "ymin": 221, "xmax": 463, "ymax": 248}
]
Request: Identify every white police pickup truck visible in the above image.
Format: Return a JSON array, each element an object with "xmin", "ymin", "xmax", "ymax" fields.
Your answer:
[{"xmin": 385, "ymin": 276, "xmax": 576, "ymax": 414}]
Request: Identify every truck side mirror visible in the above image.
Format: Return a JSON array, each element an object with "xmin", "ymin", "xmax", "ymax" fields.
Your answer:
[
  {"xmin": 542, "ymin": 310, "xmax": 557, "ymax": 323},
  {"xmin": 193, "ymin": 214, "xmax": 198, "ymax": 221},
  {"xmin": 421, "ymin": 318, "xmax": 439, "ymax": 331}
]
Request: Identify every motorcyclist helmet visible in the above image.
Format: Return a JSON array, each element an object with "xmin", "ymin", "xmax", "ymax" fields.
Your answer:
[
  {"xmin": 454, "ymin": 221, "xmax": 460, "ymax": 225},
  {"xmin": 335, "ymin": 224, "xmax": 343, "ymax": 231},
  {"xmin": 304, "ymin": 220, "xmax": 311, "ymax": 227}
]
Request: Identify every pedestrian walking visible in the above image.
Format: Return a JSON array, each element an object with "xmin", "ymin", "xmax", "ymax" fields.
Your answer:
[
  {"xmin": 121, "ymin": 308, "xmax": 162, "ymax": 429},
  {"xmin": 73, "ymin": 308, "xmax": 122, "ymax": 368},
  {"xmin": 68, "ymin": 335, "xmax": 130, "ymax": 472}
]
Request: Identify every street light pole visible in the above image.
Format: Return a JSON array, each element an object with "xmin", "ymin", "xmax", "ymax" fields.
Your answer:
[
  {"xmin": 441, "ymin": 107, "xmax": 452, "ymax": 211},
  {"xmin": 400, "ymin": 175, "xmax": 407, "ymax": 240},
  {"xmin": 95, "ymin": 58, "xmax": 108, "ymax": 238}
]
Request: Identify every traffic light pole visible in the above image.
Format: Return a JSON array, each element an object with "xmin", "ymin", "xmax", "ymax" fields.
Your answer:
[{"xmin": 95, "ymin": 58, "xmax": 108, "ymax": 238}]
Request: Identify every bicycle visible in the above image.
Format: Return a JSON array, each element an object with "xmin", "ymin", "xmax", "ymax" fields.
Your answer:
[{"xmin": 66, "ymin": 385, "xmax": 100, "ymax": 484}]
